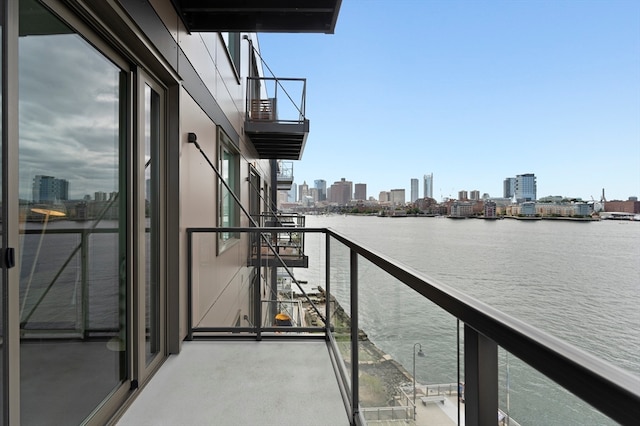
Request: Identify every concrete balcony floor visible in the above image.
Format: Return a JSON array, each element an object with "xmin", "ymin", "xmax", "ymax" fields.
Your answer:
[{"xmin": 115, "ymin": 339, "xmax": 350, "ymax": 426}]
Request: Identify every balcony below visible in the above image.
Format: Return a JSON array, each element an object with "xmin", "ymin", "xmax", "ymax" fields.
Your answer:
[{"xmin": 115, "ymin": 340, "xmax": 350, "ymax": 425}]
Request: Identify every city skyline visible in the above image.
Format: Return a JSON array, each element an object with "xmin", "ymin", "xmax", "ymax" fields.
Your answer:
[{"xmin": 260, "ymin": 0, "xmax": 640, "ymax": 202}]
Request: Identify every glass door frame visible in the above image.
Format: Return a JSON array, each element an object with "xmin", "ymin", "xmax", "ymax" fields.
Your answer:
[{"xmin": 134, "ymin": 69, "xmax": 167, "ymax": 384}]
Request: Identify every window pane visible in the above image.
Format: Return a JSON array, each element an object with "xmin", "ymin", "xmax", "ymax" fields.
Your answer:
[
  {"xmin": 18, "ymin": 2, "xmax": 126, "ymax": 423},
  {"xmin": 219, "ymin": 129, "xmax": 238, "ymax": 245}
]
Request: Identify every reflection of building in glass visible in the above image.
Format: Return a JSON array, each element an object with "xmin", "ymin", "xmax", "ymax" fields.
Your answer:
[{"xmin": 32, "ymin": 175, "xmax": 69, "ymax": 202}]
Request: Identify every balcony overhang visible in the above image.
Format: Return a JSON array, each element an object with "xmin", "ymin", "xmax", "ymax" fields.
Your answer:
[
  {"xmin": 171, "ymin": 0, "xmax": 342, "ymax": 34},
  {"xmin": 245, "ymin": 120, "xmax": 309, "ymax": 160}
]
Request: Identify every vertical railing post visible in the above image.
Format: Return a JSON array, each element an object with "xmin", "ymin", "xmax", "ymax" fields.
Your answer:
[
  {"xmin": 255, "ymin": 229, "xmax": 262, "ymax": 341},
  {"xmin": 350, "ymin": 249, "xmax": 359, "ymax": 423},
  {"xmin": 81, "ymin": 229, "xmax": 89, "ymax": 338},
  {"xmin": 187, "ymin": 230, "xmax": 193, "ymax": 340},
  {"xmin": 464, "ymin": 324, "xmax": 498, "ymax": 426},
  {"xmin": 324, "ymin": 232, "xmax": 331, "ymax": 336}
]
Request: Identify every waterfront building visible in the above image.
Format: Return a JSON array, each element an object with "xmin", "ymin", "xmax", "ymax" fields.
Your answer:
[
  {"xmin": 379, "ymin": 191, "xmax": 391, "ymax": 203},
  {"xmin": 354, "ymin": 183, "xmax": 367, "ymax": 201},
  {"xmin": 423, "ymin": 173, "xmax": 434, "ymax": 199},
  {"xmin": 605, "ymin": 198, "xmax": 640, "ymax": 214},
  {"xmin": 314, "ymin": 179, "xmax": 327, "ymax": 201},
  {"xmin": 515, "ymin": 173, "xmax": 537, "ymax": 202},
  {"xmin": 503, "ymin": 177, "xmax": 516, "ymax": 198},
  {"xmin": 390, "ymin": 188, "xmax": 406, "ymax": 205},
  {"xmin": 484, "ymin": 201, "xmax": 497, "ymax": 218},
  {"xmin": 410, "ymin": 178, "xmax": 419, "ymax": 203},
  {"xmin": 329, "ymin": 178, "xmax": 353, "ymax": 205},
  {"xmin": 450, "ymin": 201, "xmax": 474, "ymax": 217}
]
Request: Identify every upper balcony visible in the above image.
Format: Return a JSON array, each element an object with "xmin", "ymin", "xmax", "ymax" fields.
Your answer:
[
  {"xmin": 245, "ymin": 77, "xmax": 309, "ymax": 160},
  {"xmin": 172, "ymin": 0, "xmax": 342, "ymax": 34}
]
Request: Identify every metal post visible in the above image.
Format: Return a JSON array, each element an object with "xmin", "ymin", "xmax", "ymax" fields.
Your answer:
[
  {"xmin": 413, "ymin": 342, "xmax": 424, "ymax": 420},
  {"xmin": 464, "ymin": 324, "xmax": 498, "ymax": 426},
  {"xmin": 325, "ymin": 232, "xmax": 331, "ymax": 336},
  {"xmin": 350, "ymin": 249, "xmax": 359, "ymax": 423}
]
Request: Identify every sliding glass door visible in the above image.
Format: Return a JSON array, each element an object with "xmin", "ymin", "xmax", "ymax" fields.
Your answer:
[{"xmin": 17, "ymin": 2, "xmax": 128, "ymax": 423}]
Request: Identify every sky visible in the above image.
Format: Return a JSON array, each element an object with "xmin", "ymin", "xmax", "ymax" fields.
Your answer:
[{"xmin": 258, "ymin": 0, "xmax": 640, "ymax": 202}]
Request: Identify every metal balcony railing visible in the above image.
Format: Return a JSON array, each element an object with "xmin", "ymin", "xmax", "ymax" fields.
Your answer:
[
  {"xmin": 277, "ymin": 160, "xmax": 294, "ymax": 190},
  {"xmin": 244, "ymin": 77, "xmax": 309, "ymax": 160},
  {"xmin": 187, "ymin": 227, "xmax": 640, "ymax": 426}
]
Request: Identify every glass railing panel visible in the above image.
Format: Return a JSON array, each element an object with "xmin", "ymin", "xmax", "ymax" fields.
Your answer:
[
  {"xmin": 188, "ymin": 229, "xmax": 327, "ymax": 336},
  {"xmin": 189, "ymin": 230, "xmax": 249, "ymax": 333},
  {"xmin": 356, "ymin": 253, "xmax": 462, "ymax": 425},
  {"xmin": 327, "ymin": 234, "xmax": 353, "ymax": 386},
  {"xmin": 497, "ymin": 348, "xmax": 618, "ymax": 425}
]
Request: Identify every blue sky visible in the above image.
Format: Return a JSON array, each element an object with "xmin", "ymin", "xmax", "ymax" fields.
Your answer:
[{"xmin": 259, "ymin": 0, "xmax": 640, "ymax": 201}]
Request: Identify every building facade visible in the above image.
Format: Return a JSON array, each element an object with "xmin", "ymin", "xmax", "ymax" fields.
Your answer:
[
  {"xmin": 314, "ymin": 179, "xmax": 327, "ymax": 201},
  {"xmin": 410, "ymin": 178, "xmax": 419, "ymax": 203},
  {"xmin": 354, "ymin": 183, "xmax": 367, "ymax": 201},
  {"xmin": 503, "ymin": 177, "xmax": 516, "ymax": 199},
  {"xmin": 423, "ymin": 173, "xmax": 433, "ymax": 199},
  {"xmin": 390, "ymin": 188, "xmax": 405, "ymax": 205},
  {"xmin": 515, "ymin": 173, "xmax": 537, "ymax": 202},
  {"xmin": 329, "ymin": 178, "xmax": 352, "ymax": 205}
]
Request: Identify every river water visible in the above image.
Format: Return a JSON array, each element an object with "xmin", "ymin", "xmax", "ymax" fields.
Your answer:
[{"xmin": 297, "ymin": 214, "xmax": 639, "ymax": 425}]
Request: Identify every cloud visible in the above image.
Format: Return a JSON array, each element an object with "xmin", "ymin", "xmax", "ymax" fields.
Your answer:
[{"xmin": 19, "ymin": 33, "xmax": 121, "ymax": 200}]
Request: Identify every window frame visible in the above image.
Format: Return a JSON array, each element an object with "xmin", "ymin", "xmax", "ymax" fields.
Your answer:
[{"xmin": 217, "ymin": 125, "xmax": 240, "ymax": 253}]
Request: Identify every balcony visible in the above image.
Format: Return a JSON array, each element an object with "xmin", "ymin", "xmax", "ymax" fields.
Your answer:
[
  {"xmin": 19, "ymin": 224, "xmax": 637, "ymax": 424},
  {"xmin": 249, "ymin": 213, "xmax": 308, "ymax": 268},
  {"xmin": 147, "ymin": 227, "xmax": 639, "ymax": 426},
  {"xmin": 245, "ymin": 77, "xmax": 309, "ymax": 160},
  {"xmin": 171, "ymin": 0, "xmax": 342, "ymax": 34},
  {"xmin": 277, "ymin": 160, "xmax": 294, "ymax": 190}
]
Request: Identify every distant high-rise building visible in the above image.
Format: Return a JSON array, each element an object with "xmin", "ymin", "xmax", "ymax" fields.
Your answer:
[
  {"xmin": 298, "ymin": 181, "xmax": 309, "ymax": 202},
  {"xmin": 289, "ymin": 183, "xmax": 297, "ymax": 203},
  {"xmin": 503, "ymin": 177, "xmax": 516, "ymax": 199},
  {"xmin": 470, "ymin": 190, "xmax": 480, "ymax": 201},
  {"xmin": 390, "ymin": 189, "xmax": 405, "ymax": 205},
  {"xmin": 32, "ymin": 175, "xmax": 69, "ymax": 203},
  {"xmin": 314, "ymin": 179, "xmax": 326, "ymax": 201},
  {"xmin": 410, "ymin": 178, "xmax": 419, "ymax": 203},
  {"xmin": 458, "ymin": 190, "xmax": 468, "ymax": 200},
  {"xmin": 329, "ymin": 178, "xmax": 352, "ymax": 205},
  {"xmin": 423, "ymin": 173, "xmax": 433, "ymax": 199},
  {"xmin": 95, "ymin": 191, "xmax": 108, "ymax": 202},
  {"xmin": 379, "ymin": 191, "xmax": 390, "ymax": 203},
  {"xmin": 354, "ymin": 183, "xmax": 367, "ymax": 201},
  {"xmin": 515, "ymin": 173, "xmax": 537, "ymax": 202}
]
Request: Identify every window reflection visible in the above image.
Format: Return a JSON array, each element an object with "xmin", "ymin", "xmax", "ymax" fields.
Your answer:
[{"xmin": 19, "ymin": 2, "xmax": 125, "ymax": 424}]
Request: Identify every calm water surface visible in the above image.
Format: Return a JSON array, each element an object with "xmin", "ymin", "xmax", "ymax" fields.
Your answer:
[{"xmin": 299, "ymin": 215, "xmax": 639, "ymax": 425}]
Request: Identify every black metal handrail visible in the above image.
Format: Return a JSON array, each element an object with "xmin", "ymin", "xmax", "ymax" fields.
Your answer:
[{"xmin": 187, "ymin": 226, "xmax": 639, "ymax": 425}]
